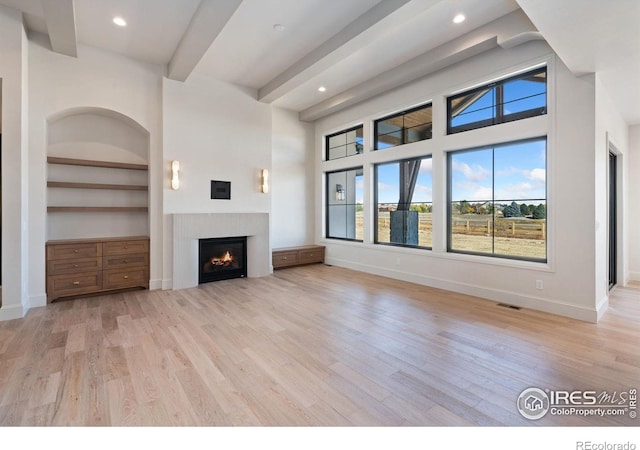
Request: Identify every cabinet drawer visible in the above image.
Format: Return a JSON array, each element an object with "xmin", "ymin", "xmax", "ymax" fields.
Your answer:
[
  {"xmin": 47, "ymin": 242, "xmax": 101, "ymax": 260},
  {"xmin": 103, "ymin": 240, "xmax": 149, "ymax": 256},
  {"xmin": 47, "ymin": 257, "xmax": 102, "ymax": 275},
  {"xmin": 103, "ymin": 268, "xmax": 148, "ymax": 290},
  {"xmin": 103, "ymin": 253, "xmax": 148, "ymax": 270},
  {"xmin": 272, "ymin": 251, "xmax": 299, "ymax": 268},
  {"xmin": 299, "ymin": 249, "xmax": 324, "ymax": 264},
  {"xmin": 47, "ymin": 272, "xmax": 102, "ymax": 297}
]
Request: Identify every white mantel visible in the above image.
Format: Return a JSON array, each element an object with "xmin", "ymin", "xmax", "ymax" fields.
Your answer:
[{"xmin": 172, "ymin": 213, "xmax": 270, "ymax": 290}]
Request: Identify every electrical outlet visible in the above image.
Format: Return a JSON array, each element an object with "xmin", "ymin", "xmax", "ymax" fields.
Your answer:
[{"xmin": 535, "ymin": 280, "xmax": 543, "ymax": 290}]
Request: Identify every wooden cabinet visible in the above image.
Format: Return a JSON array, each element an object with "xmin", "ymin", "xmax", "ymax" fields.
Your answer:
[
  {"xmin": 46, "ymin": 236, "xmax": 149, "ymax": 302},
  {"xmin": 272, "ymin": 245, "xmax": 325, "ymax": 269}
]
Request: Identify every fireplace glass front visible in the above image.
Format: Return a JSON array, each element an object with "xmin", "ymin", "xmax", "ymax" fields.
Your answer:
[{"xmin": 198, "ymin": 236, "xmax": 247, "ymax": 284}]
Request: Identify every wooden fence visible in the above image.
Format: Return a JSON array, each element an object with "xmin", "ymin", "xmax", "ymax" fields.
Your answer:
[
  {"xmin": 362, "ymin": 212, "xmax": 546, "ymax": 241},
  {"xmin": 451, "ymin": 219, "xmax": 545, "ymax": 240}
]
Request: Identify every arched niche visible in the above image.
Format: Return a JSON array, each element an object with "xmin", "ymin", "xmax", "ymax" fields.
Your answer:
[
  {"xmin": 47, "ymin": 107, "xmax": 149, "ymax": 164},
  {"xmin": 46, "ymin": 107, "xmax": 150, "ymax": 240}
]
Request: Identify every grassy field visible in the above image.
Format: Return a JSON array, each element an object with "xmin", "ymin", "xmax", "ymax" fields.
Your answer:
[{"xmin": 356, "ymin": 211, "xmax": 546, "ymax": 259}]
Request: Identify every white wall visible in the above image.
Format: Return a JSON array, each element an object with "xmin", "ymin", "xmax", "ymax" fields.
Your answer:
[
  {"xmin": 271, "ymin": 107, "xmax": 314, "ymax": 248},
  {"xmin": 628, "ymin": 125, "xmax": 640, "ymax": 281},
  {"xmin": 162, "ymin": 73, "xmax": 272, "ymax": 288},
  {"xmin": 594, "ymin": 77, "xmax": 629, "ymax": 313},
  {"xmin": 314, "ymin": 41, "xmax": 604, "ymax": 322},
  {"xmin": 0, "ymin": 6, "xmax": 29, "ymax": 320},
  {"xmin": 27, "ymin": 34, "xmax": 164, "ymax": 306}
]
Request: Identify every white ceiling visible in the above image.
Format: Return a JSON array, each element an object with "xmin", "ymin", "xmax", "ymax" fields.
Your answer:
[{"xmin": 0, "ymin": 0, "xmax": 638, "ymax": 124}]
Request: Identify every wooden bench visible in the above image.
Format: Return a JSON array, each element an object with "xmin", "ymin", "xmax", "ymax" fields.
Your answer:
[{"xmin": 272, "ymin": 245, "xmax": 325, "ymax": 269}]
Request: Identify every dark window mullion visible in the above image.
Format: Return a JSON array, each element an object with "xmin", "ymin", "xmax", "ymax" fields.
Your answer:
[
  {"xmin": 491, "ymin": 147, "xmax": 495, "ymax": 255},
  {"xmin": 495, "ymin": 86, "xmax": 504, "ymax": 124}
]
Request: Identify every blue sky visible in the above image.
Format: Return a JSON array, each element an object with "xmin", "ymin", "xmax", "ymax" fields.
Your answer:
[
  {"xmin": 452, "ymin": 77, "xmax": 546, "ymax": 127},
  {"xmin": 451, "ymin": 139, "xmax": 546, "ymax": 202},
  {"xmin": 374, "ymin": 158, "xmax": 432, "ymax": 204},
  {"xmin": 369, "ymin": 139, "xmax": 545, "ymax": 206},
  {"xmin": 358, "ymin": 74, "xmax": 546, "ymax": 206}
]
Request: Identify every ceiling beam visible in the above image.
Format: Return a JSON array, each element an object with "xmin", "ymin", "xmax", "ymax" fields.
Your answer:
[
  {"xmin": 168, "ymin": 0, "xmax": 243, "ymax": 82},
  {"xmin": 258, "ymin": 0, "xmax": 420, "ymax": 104},
  {"xmin": 300, "ymin": 10, "xmax": 539, "ymax": 122},
  {"xmin": 300, "ymin": 37, "xmax": 498, "ymax": 122},
  {"xmin": 41, "ymin": 0, "xmax": 77, "ymax": 57}
]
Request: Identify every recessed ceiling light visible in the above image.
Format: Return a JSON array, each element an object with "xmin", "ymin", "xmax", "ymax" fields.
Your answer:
[
  {"xmin": 273, "ymin": 24, "xmax": 285, "ymax": 32},
  {"xmin": 318, "ymin": 86, "xmax": 326, "ymax": 92},
  {"xmin": 113, "ymin": 16, "xmax": 127, "ymax": 27},
  {"xmin": 453, "ymin": 14, "xmax": 465, "ymax": 24}
]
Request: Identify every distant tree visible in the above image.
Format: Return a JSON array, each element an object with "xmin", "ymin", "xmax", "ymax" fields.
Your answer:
[
  {"xmin": 356, "ymin": 203, "xmax": 364, "ymax": 212},
  {"xmin": 410, "ymin": 203, "xmax": 429, "ymax": 213},
  {"xmin": 533, "ymin": 203, "xmax": 546, "ymax": 219},
  {"xmin": 503, "ymin": 201, "xmax": 521, "ymax": 218},
  {"xmin": 520, "ymin": 203, "xmax": 530, "ymax": 217},
  {"xmin": 486, "ymin": 204, "xmax": 495, "ymax": 215},
  {"xmin": 528, "ymin": 204, "xmax": 536, "ymax": 216},
  {"xmin": 458, "ymin": 200, "xmax": 471, "ymax": 214}
]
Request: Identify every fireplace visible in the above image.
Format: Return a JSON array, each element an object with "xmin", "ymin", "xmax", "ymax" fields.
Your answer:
[{"xmin": 198, "ymin": 236, "xmax": 247, "ymax": 284}]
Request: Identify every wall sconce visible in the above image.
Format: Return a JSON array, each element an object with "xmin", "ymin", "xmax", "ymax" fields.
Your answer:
[
  {"xmin": 171, "ymin": 160, "xmax": 180, "ymax": 190},
  {"xmin": 261, "ymin": 169, "xmax": 269, "ymax": 193},
  {"xmin": 336, "ymin": 184, "xmax": 345, "ymax": 201}
]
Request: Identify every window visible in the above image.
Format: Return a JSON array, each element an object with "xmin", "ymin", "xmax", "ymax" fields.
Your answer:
[
  {"xmin": 374, "ymin": 103, "xmax": 432, "ymax": 150},
  {"xmin": 448, "ymin": 138, "xmax": 546, "ymax": 261},
  {"xmin": 326, "ymin": 168, "xmax": 364, "ymax": 241},
  {"xmin": 447, "ymin": 67, "xmax": 546, "ymax": 134},
  {"xmin": 375, "ymin": 156, "xmax": 432, "ymax": 248},
  {"xmin": 326, "ymin": 125, "xmax": 363, "ymax": 160}
]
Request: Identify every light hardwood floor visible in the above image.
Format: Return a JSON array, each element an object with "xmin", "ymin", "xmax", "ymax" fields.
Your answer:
[{"xmin": 0, "ymin": 264, "xmax": 638, "ymax": 426}]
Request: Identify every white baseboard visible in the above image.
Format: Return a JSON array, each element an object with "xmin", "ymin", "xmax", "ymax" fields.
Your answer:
[
  {"xmin": 326, "ymin": 257, "xmax": 599, "ymax": 323},
  {"xmin": 629, "ymin": 272, "xmax": 640, "ymax": 282},
  {"xmin": 596, "ymin": 295, "xmax": 609, "ymax": 322},
  {"xmin": 162, "ymin": 278, "xmax": 173, "ymax": 290},
  {"xmin": 149, "ymin": 279, "xmax": 163, "ymax": 290},
  {"xmin": 0, "ymin": 304, "xmax": 26, "ymax": 321},
  {"xmin": 29, "ymin": 294, "xmax": 47, "ymax": 308}
]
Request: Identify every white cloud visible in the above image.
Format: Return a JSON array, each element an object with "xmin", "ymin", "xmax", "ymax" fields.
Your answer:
[
  {"xmin": 419, "ymin": 158, "xmax": 432, "ymax": 174},
  {"xmin": 452, "ymin": 161, "xmax": 490, "ymax": 182},
  {"xmin": 455, "ymin": 181, "xmax": 493, "ymax": 201},
  {"xmin": 525, "ymin": 168, "xmax": 546, "ymax": 183},
  {"xmin": 496, "ymin": 182, "xmax": 544, "ymax": 200},
  {"xmin": 377, "ymin": 182, "xmax": 395, "ymax": 191},
  {"xmin": 414, "ymin": 184, "xmax": 433, "ymax": 202}
]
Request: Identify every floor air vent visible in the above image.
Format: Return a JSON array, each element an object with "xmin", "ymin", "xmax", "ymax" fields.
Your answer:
[{"xmin": 497, "ymin": 303, "xmax": 521, "ymax": 310}]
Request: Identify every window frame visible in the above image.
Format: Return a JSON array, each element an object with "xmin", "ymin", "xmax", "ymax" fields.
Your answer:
[
  {"xmin": 447, "ymin": 67, "xmax": 547, "ymax": 135},
  {"xmin": 325, "ymin": 166, "xmax": 364, "ymax": 242},
  {"xmin": 447, "ymin": 137, "xmax": 547, "ymax": 263},
  {"xmin": 373, "ymin": 102, "xmax": 433, "ymax": 150},
  {"xmin": 325, "ymin": 124, "xmax": 364, "ymax": 161},
  {"xmin": 374, "ymin": 155, "xmax": 433, "ymax": 250}
]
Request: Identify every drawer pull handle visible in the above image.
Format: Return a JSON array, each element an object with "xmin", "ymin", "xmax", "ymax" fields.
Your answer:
[
  {"xmin": 124, "ymin": 246, "xmax": 128, "ymax": 249},
  {"xmin": 72, "ymin": 281, "xmax": 80, "ymax": 285},
  {"xmin": 124, "ymin": 260, "xmax": 128, "ymax": 263},
  {"xmin": 283, "ymin": 256, "xmax": 287, "ymax": 260},
  {"xmin": 73, "ymin": 250, "xmax": 79, "ymax": 253},
  {"xmin": 123, "ymin": 275, "xmax": 129, "ymax": 279},
  {"xmin": 74, "ymin": 264, "xmax": 79, "ymax": 268}
]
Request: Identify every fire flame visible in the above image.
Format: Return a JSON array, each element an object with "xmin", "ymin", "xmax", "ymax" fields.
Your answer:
[{"xmin": 210, "ymin": 250, "xmax": 234, "ymax": 266}]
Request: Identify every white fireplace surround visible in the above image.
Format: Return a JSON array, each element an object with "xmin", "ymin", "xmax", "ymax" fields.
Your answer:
[{"xmin": 172, "ymin": 213, "xmax": 270, "ymax": 290}]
